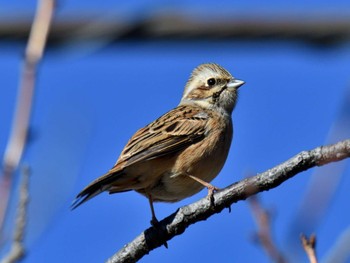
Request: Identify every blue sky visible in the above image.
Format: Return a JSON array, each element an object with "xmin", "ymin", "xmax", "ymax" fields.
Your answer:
[{"xmin": 1, "ymin": 1, "xmax": 350, "ymax": 263}]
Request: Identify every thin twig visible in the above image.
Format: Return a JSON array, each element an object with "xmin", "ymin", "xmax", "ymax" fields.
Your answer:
[
  {"xmin": 1, "ymin": 166, "xmax": 30, "ymax": 263},
  {"xmin": 0, "ymin": 0, "xmax": 55, "ymax": 236},
  {"xmin": 107, "ymin": 139, "xmax": 350, "ymax": 263},
  {"xmin": 286, "ymin": 90, "xmax": 350, "ymax": 255},
  {"xmin": 249, "ymin": 196, "xmax": 287, "ymax": 263},
  {"xmin": 300, "ymin": 234, "xmax": 318, "ymax": 263}
]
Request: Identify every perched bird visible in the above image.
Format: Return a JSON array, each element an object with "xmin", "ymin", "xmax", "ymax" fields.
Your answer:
[{"xmin": 72, "ymin": 63, "xmax": 245, "ymax": 225}]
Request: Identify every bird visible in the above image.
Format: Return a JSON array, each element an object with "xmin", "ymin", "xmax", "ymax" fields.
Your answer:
[{"xmin": 72, "ymin": 63, "xmax": 245, "ymax": 225}]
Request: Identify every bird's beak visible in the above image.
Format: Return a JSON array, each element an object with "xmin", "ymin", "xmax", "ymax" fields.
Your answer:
[{"xmin": 227, "ymin": 79, "xmax": 245, "ymax": 90}]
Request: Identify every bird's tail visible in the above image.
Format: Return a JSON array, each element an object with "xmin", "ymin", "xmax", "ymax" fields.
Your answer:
[
  {"xmin": 71, "ymin": 185, "xmax": 104, "ymax": 210},
  {"xmin": 71, "ymin": 169, "xmax": 129, "ymax": 210}
]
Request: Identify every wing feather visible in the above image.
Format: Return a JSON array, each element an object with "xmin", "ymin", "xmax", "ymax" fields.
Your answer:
[
  {"xmin": 72, "ymin": 105, "xmax": 210, "ymax": 209},
  {"xmin": 117, "ymin": 105, "xmax": 209, "ymax": 166}
]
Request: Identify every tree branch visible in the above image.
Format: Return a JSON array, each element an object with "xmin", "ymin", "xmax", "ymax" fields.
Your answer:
[
  {"xmin": 107, "ymin": 139, "xmax": 350, "ymax": 263},
  {"xmin": 1, "ymin": 14, "xmax": 350, "ymax": 46},
  {"xmin": 1, "ymin": 166, "xmax": 30, "ymax": 263},
  {"xmin": 248, "ymin": 196, "xmax": 287, "ymax": 263},
  {"xmin": 300, "ymin": 234, "xmax": 318, "ymax": 263},
  {"xmin": 0, "ymin": 0, "xmax": 55, "ymax": 236}
]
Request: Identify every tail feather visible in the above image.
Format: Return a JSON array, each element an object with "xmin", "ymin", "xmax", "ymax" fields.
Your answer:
[
  {"xmin": 71, "ymin": 169, "xmax": 127, "ymax": 210},
  {"xmin": 71, "ymin": 185, "xmax": 106, "ymax": 210}
]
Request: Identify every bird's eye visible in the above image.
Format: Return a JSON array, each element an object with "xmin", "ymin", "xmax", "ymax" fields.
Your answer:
[{"xmin": 207, "ymin": 78, "xmax": 216, "ymax": 86}]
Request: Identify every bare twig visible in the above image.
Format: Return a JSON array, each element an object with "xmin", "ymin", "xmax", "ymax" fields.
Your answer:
[
  {"xmin": 300, "ymin": 234, "xmax": 318, "ymax": 263},
  {"xmin": 1, "ymin": 167, "xmax": 30, "ymax": 263},
  {"xmin": 249, "ymin": 196, "xmax": 287, "ymax": 263},
  {"xmin": 107, "ymin": 139, "xmax": 350, "ymax": 263},
  {"xmin": 0, "ymin": 0, "xmax": 55, "ymax": 235},
  {"xmin": 286, "ymin": 90, "xmax": 350, "ymax": 258}
]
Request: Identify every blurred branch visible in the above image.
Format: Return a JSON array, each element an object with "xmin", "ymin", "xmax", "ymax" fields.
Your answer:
[
  {"xmin": 285, "ymin": 89, "xmax": 350, "ymax": 260},
  {"xmin": 0, "ymin": 0, "xmax": 55, "ymax": 238},
  {"xmin": 300, "ymin": 234, "xmax": 318, "ymax": 263},
  {"xmin": 1, "ymin": 167, "xmax": 30, "ymax": 263},
  {"xmin": 323, "ymin": 225, "xmax": 350, "ymax": 263},
  {"xmin": 1, "ymin": 14, "xmax": 350, "ymax": 46},
  {"xmin": 107, "ymin": 139, "xmax": 350, "ymax": 263},
  {"xmin": 249, "ymin": 196, "xmax": 287, "ymax": 263}
]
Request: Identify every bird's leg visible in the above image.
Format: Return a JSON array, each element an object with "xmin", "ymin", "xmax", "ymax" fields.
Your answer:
[
  {"xmin": 147, "ymin": 194, "xmax": 159, "ymax": 227},
  {"xmin": 147, "ymin": 194, "xmax": 169, "ymax": 249},
  {"xmin": 186, "ymin": 174, "xmax": 220, "ymax": 205}
]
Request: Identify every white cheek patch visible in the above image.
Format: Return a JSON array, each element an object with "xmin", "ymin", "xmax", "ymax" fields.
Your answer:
[
  {"xmin": 182, "ymin": 64, "xmax": 234, "ymax": 101},
  {"xmin": 183, "ymin": 70, "xmax": 220, "ymax": 98},
  {"xmin": 183, "ymin": 81, "xmax": 198, "ymax": 98}
]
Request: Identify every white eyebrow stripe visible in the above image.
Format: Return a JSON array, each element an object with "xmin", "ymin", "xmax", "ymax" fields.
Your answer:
[{"xmin": 182, "ymin": 63, "xmax": 233, "ymax": 100}]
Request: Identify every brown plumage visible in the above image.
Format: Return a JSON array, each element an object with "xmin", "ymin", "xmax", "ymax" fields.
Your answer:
[{"xmin": 72, "ymin": 63, "xmax": 245, "ymax": 224}]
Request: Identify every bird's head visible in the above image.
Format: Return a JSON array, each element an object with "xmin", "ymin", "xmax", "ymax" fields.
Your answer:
[{"xmin": 180, "ymin": 63, "xmax": 245, "ymax": 114}]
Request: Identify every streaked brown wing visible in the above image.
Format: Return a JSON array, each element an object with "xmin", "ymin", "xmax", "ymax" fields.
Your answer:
[
  {"xmin": 71, "ymin": 105, "xmax": 210, "ymax": 209},
  {"xmin": 114, "ymin": 105, "xmax": 209, "ymax": 168}
]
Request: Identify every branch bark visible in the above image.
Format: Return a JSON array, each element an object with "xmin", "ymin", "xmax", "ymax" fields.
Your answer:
[{"xmin": 107, "ymin": 139, "xmax": 350, "ymax": 263}]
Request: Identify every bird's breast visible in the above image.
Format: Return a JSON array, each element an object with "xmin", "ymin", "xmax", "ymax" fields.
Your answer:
[{"xmin": 148, "ymin": 116, "xmax": 233, "ymax": 202}]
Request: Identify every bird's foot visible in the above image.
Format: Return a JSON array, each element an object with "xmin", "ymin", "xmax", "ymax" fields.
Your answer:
[
  {"xmin": 207, "ymin": 185, "xmax": 220, "ymax": 206},
  {"xmin": 150, "ymin": 216, "xmax": 168, "ymax": 249}
]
